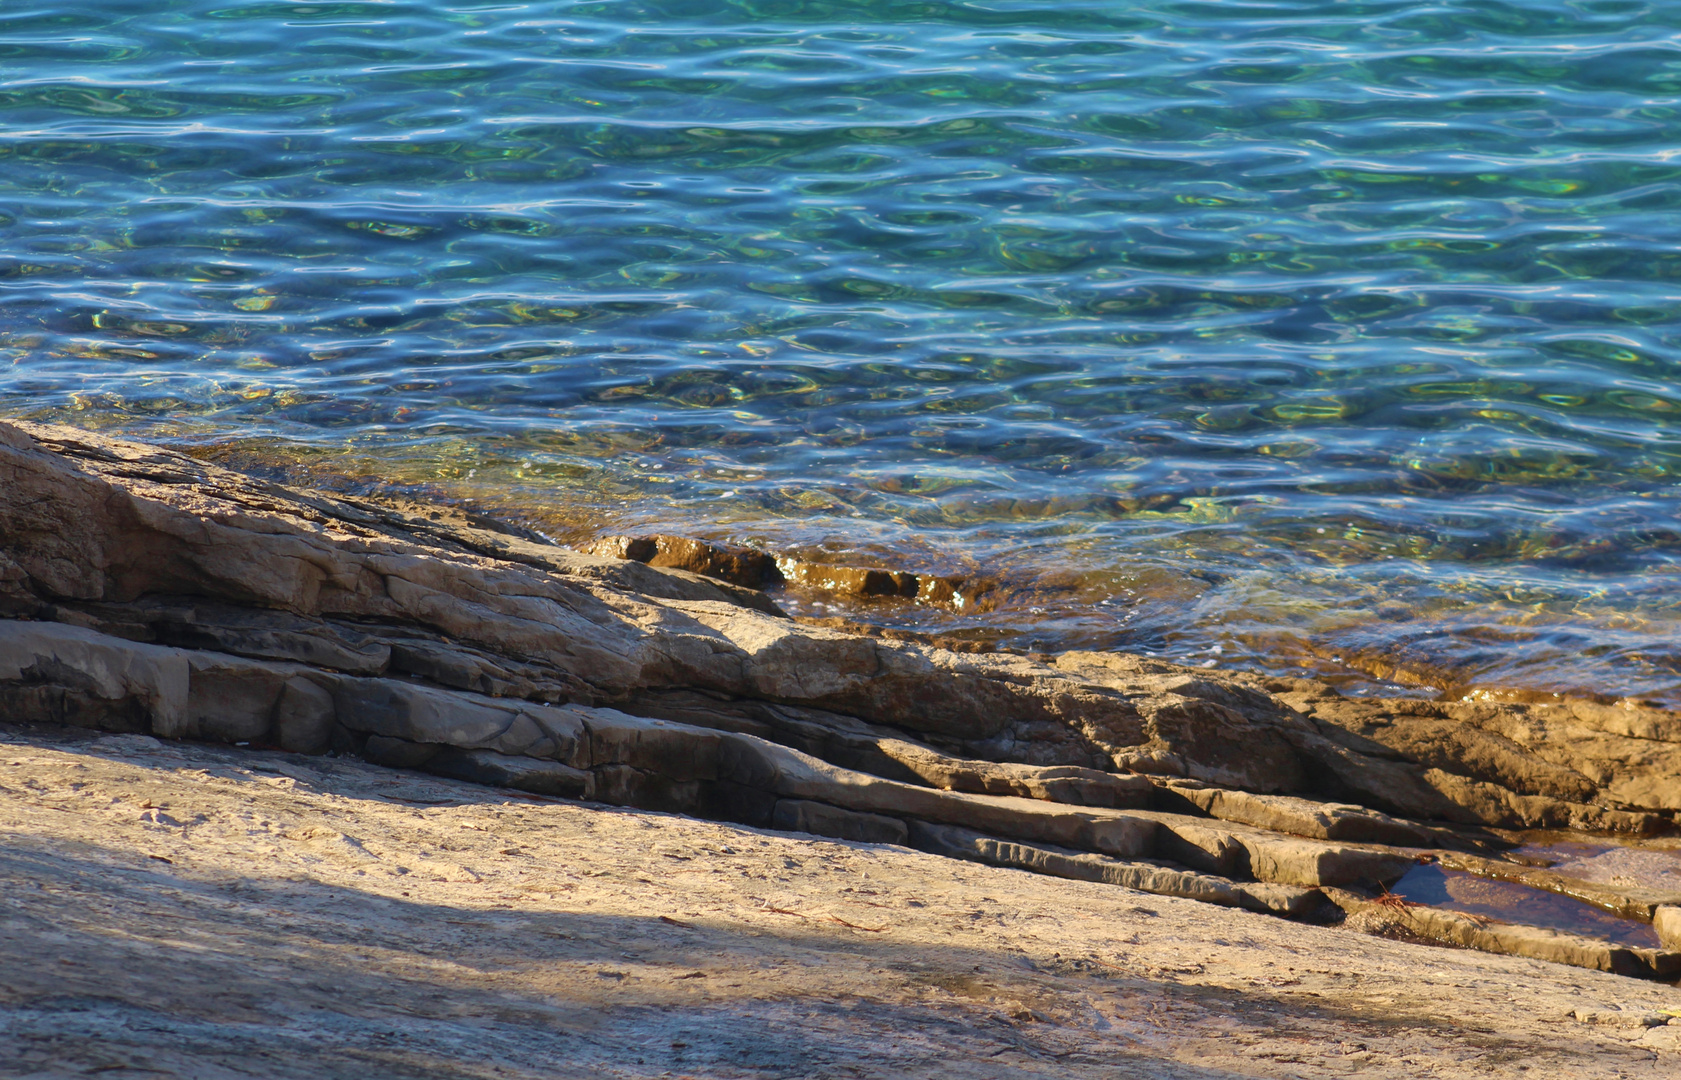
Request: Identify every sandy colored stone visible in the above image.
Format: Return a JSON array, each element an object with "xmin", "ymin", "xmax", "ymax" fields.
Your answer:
[
  {"xmin": 906, "ymin": 820, "xmax": 1321, "ymax": 916},
  {"xmin": 1153, "ymin": 778, "xmax": 1436, "ymax": 845},
  {"xmin": 874, "ymin": 737, "xmax": 1154, "ymax": 806},
  {"xmin": 1654, "ymin": 906, "xmax": 1681, "ymax": 951},
  {"xmin": 2, "ymin": 723, "xmax": 1679, "ymax": 1080},
  {"xmin": 6, "ymin": 419, "xmax": 1681, "ymax": 836},
  {"xmin": 776, "ymin": 558, "xmax": 918, "ymax": 598},
  {"xmin": 7, "ymin": 418, "xmax": 1681, "ymax": 992}
]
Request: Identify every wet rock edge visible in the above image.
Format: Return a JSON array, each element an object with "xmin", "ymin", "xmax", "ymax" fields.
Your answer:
[{"xmin": 2, "ymin": 418, "xmax": 1679, "ymax": 980}]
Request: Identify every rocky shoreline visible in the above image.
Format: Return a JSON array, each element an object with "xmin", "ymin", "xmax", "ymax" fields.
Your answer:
[
  {"xmin": 3, "ymin": 419, "xmax": 1681, "ymax": 986},
  {"xmin": 9, "ymin": 722, "xmax": 1681, "ymax": 1079}
]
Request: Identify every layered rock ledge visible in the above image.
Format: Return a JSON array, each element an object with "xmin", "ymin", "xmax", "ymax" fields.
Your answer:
[
  {"xmin": 3, "ymin": 420, "xmax": 1680, "ymax": 979},
  {"xmin": 7, "ymin": 724, "xmax": 1681, "ymax": 1080}
]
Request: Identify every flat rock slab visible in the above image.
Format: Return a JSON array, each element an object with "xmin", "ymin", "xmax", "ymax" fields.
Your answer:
[{"xmin": 3, "ymin": 722, "xmax": 1680, "ymax": 1080}]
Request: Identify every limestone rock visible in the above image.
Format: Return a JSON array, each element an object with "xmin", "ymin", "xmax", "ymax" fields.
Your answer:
[
  {"xmin": 1326, "ymin": 891, "xmax": 1681, "ymax": 981},
  {"xmin": 1152, "ymin": 779, "xmax": 1437, "ymax": 846},
  {"xmin": 8, "ymin": 419, "xmax": 1676, "ymax": 836},
  {"xmin": 3, "ymin": 416, "xmax": 1677, "ymax": 836},
  {"xmin": 6, "ymin": 419, "xmax": 1681, "ymax": 979},
  {"xmin": 872, "ymin": 738, "xmax": 1153, "ymax": 807},
  {"xmin": 776, "ymin": 560, "xmax": 918, "ymax": 599},
  {"xmin": 1654, "ymin": 905, "xmax": 1681, "ymax": 951},
  {"xmin": 772, "ymin": 799, "xmax": 909, "ymax": 845},
  {"xmin": 425, "ymin": 747, "xmax": 594, "ymax": 799},
  {"xmin": 767, "ymin": 553, "xmax": 995, "ymax": 612},
  {"xmin": 334, "ymin": 678, "xmax": 589, "ymax": 764},
  {"xmin": 0, "ymin": 619, "xmax": 187, "ymax": 735},
  {"xmin": 907, "ymin": 822, "xmax": 1321, "ymax": 917}
]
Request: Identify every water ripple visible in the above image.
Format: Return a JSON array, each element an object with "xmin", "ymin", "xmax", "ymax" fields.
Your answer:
[{"xmin": 2, "ymin": 0, "xmax": 1679, "ymax": 701}]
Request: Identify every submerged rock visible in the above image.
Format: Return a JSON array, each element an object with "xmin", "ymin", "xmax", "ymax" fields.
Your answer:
[
  {"xmin": 2, "ymin": 418, "xmax": 1679, "ymax": 976},
  {"xmin": 581, "ymin": 533, "xmax": 783, "ymax": 595}
]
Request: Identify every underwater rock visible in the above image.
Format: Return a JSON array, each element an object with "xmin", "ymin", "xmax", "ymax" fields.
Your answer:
[
  {"xmin": 582, "ymin": 533, "xmax": 781, "ymax": 592},
  {"xmin": 586, "ymin": 534, "xmax": 1001, "ymax": 613}
]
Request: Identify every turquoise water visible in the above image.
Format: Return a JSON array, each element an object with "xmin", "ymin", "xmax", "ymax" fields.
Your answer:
[{"xmin": 2, "ymin": 0, "xmax": 1679, "ymax": 702}]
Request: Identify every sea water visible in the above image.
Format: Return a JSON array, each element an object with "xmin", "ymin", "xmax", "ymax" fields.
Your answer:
[{"xmin": 2, "ymin": 0, "xmax": 1678, "ymax": 702}]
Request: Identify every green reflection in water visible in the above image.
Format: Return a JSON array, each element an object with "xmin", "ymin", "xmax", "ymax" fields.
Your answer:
[{"xmin": 1, "ymin": 0, "xmax": 1679, "ymax": 703}]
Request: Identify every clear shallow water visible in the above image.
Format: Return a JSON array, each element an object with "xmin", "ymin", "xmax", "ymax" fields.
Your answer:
[
  {"xmin": 3, "ymin": 0, "xmax": 1680, "ymax": 702},
  {"xmin": 1388, "ymin": 864, "xmax": 1661, "ymax": 948}
]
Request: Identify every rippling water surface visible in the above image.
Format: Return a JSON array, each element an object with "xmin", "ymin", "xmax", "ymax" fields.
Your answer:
[{"xmin": 3, "ymin": 0, "xmax": 1679, "ymax": 701}]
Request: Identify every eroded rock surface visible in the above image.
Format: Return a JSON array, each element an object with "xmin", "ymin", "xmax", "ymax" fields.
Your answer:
[
  {"xmin": 8, "ymin": 726, "xmax": 1681, "ymax": 1080},
  {"xmin": 3, "ymin": 420, "xmax": 1680, "ymax": 977}
]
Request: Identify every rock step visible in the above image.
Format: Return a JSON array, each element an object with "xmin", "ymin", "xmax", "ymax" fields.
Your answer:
[
  {"xmin": 1325, "ymin": 889, "xmax": 1681, "ymax": 981},
  {"xmin": 1435, "ymin": 851, "xmax": 1681, "ymax": 922},
  {"xmin": 9, "ymin": 615, "xmax": 1679, "ymax": 979},
  {"xmin": 0, "ymin": 618, "xmax": 1416, "ymax": 891},
  {"xmin": 580, "ymin": 534, "xmax": 780, "ymax": 594},
  {"xmin": 5, "ymin": 615, "xmax": 1663, "ymax": 910},
  {"xmin": 620, "ymin": 688, "xmax": 1158, "ymax": 810},
  {"xmin": 1149, "ymin": 776, "xmax": 1439, "ymax": 846},
  {"xmin": 905, "ymin": 821, "xmax": 1322, "ymax": 917},
  {"xmin": 352, "ymin": 740, "xmax": 1681, "ymax": 982}
]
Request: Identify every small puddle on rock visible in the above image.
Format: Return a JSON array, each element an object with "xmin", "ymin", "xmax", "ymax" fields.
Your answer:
[
  {"xmin": 1389, "ymin": 865, "xmax": 1661, "ymax": 949},
  {"xmin": 1510, "ymin": 837, "xmax": 1681, "ymax": 894}
]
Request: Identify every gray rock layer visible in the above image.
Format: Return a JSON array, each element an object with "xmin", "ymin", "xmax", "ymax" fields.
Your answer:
[{"xmin": 2, "ymin": 420, "xmax": 1679, "ymax": 976}]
